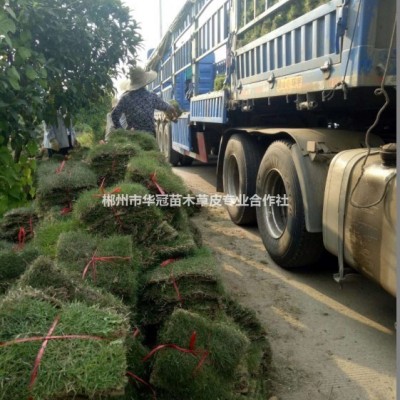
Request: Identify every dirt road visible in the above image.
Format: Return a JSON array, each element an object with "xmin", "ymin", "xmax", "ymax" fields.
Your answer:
[{"xmin": 173, "ymin": 161, "xmax": 396, "ymax": 400}]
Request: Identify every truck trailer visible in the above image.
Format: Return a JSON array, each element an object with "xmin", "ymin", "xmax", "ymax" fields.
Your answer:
[{"xmin": 146, "ymin": 0, "xmax": 397, "ymax": 296}]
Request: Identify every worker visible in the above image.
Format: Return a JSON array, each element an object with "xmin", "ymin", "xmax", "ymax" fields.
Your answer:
[
  {"xmin": 111, "ymin": 67, "xmax": 177, "ymax": 135},
  {"xmin": 42, "ymin": 111, "xmax": 71, "ymax": 157}
]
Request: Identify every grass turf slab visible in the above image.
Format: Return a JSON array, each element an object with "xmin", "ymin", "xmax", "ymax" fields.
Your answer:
[
  {"xmin": 73, "ymin": 183, "xmax": 178, "ymax": 245},
  {"xmin": 0, "ymin": 287, "xmax": 129, "ymax": 400},
  {"xmin": 149, "ymin": 309, "xmax": 249, "ymax": 400},
  {"xmin": 139, "ymin": 248, "xmax": 224, "ymax": 325},
  {"xmin": 108, "ymin": 129, "xmax": 160, "ymax": 152},
  {"xmin": 0, "ymin": 245, "xmax": 39, "ymax": 294},
  {"xmin": 125, "ymin": 153, "xmax": 187, "ymax": 197},
  {"xmin": 56, "ymin": 231, "xmax": 139, "ymax": 306},
  {"xmin": 36, "ymin": 159, "xmax": 97, "ymax": 211},
  {"xmin": 224, "ymin": 299, "xmax": 271, "ymax": 399},
  {"xmin": 18, "ymin": 256, "xmax": 130, "ymax": 316},
  {"xmin": 33, "ymin": 218, "xmax": 78, "ymax": 257},
  {"xmin": 0, "ymin": 206, "xmax": 38, "ymax": 243},
  {"xmin": 86, "ymin": 140, "xmax": 141, "ymax": 186}
]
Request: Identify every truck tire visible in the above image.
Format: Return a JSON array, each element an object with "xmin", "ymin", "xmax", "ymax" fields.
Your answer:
[
  {"xmin": 223, "ymin": 134, "xmax": 262, "ymax": 225},
  {"xmin": 180, "ymin": 155, "xmax": 193, "ymax": 166},
  {"xmin": 163, "ymin": 123, "xmax": 180, "ymax": 166},
  {"xmin": 256, "ymin": 141, "xmax": 323, "ymax": 268}
]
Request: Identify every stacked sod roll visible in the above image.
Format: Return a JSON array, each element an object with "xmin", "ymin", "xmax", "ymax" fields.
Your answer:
[{"xmin": 0, "ymin": 128, "xmax": 271, "ymax": 399}]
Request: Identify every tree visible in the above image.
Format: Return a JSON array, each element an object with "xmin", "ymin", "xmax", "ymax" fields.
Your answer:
[{"xmin": 0, "ymin": 0, "xmax": 142, "ymax": 214}]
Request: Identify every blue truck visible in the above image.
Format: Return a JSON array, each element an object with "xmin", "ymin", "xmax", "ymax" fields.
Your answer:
[{"xmin": 146, "ymin": 0, "xmax": 397, "ymax": 295}]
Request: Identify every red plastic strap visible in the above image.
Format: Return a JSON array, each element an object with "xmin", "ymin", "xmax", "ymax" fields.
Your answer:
[
  {"xmin": 143, "ymin": 340, "xmax": 209, "ymax": 374},
  {"xmin": 126, "ymin": 371, "xmax": 157, "ymax": 400},
  {"xmin": 150, "ymin": 172, "xmax": 166, "ymax": 195},
  {"xmin": 97, "ymin": 177, "xmax": 107, "ymax": 194},
  {"xmin": 189, "ymin": 331, "xmax": 197, "ymax": 350},
  {"xmin": 60, "ymin": 201, "xmax": 72, "ymax": 215},
  {"xmin": 160, "ymin": 258, "xmax": 177, "ymax": 268},
  {"xmin": 29, "ymin": 316, "xmax": 60, "ymax": 392},
  {"xmin": 170, "ymin": 271, "xmax": 183, "ymax": 305},
  {"xmin": 55, "ymin": 160, "xmax": 66, "ymax": 174},
  {"xmin": 17, "ymin": 226, "xmax": 26, "ymax": 249},
  {"xmin": 133, "ymin": 328, "xmax": 141, "ymax": 338},
  {"xmin": 193, "ymin": 350, "xmax": 210, "ymax": 375},
  {"xmin": 82, "ymin": 253, "xmax": 131, "ymax": 282},
  {"xmin": 160, "ymin": 260, "xmax": 182, "ymax": 303},
  {"xmin": 111, "ymin": 206, "xmax": 124, "ymax": 230},
  {"xmin": 94, "ymin": 179, "xmax": 122, "ymax": 198}
]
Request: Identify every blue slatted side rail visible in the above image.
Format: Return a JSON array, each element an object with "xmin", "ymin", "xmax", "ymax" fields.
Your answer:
[
  {"xmin": 172, "ymin": 113, "xmax": 191, "ymax": 150},
  {"xmin": 236, "ymin": 1, "xmax": 340, "ymax": 84},
  {"xmin": 190, "ymin": 90, "xmax": 227, "ymax": 123},
  {"xmin": 161, "ymin": 85, "xmax": 173, "ymax": 102},
  {"xmin": 175, "ymin": 71, "xmax": 191, "ymax": 111}
]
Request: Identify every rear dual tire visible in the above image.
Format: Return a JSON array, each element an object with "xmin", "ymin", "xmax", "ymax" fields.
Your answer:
[
  {"xmin": 256, "ymin": 141, "xmax": 323, "ymax": 268},
  {"xmin": 222, "ymin": 134, "xmax": 262, "ymax": 225}
]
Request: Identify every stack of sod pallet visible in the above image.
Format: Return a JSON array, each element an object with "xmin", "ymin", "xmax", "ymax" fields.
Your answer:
[
  {"xmin": 35, "ymin": 159, "xmax": 97, "ymax": 212},
  {"xmin": 0, "ymin": 206, "xmax": 38, "ymax": 243},
  {"xmin": 0, "ymin": 126, "xmax": 272, "ymax": 400},
  {"xmin": 125, "ymin": 151, "xmax": 187, "ymax": 197},
  {"xmin": 148, "ymin": 308, "xmax": 250, "ymax": 400},
  {"xmin": 86, "ymin": 140, "xmax": 141, "ymax": 186},
  {"xmin": 139, "ymin": 248, "xmax": 224, "ymax": 326},
  {"xmin": 0, "ymin": 287, "xmax": 129, "ymax": 400}
]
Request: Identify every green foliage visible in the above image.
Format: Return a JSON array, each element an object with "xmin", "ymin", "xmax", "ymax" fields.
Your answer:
[
  {"xmin": 214, "ymin": 74, "xmax": 226, "ymax": 90},
  {"xmin": 74, "ymin": 123, "xmax": 95, "ymax": 148},
  {"xmin": 0, "ymin": 145, "xmax": 37, "ymax": 216},
  {"xmin": 74, "ymin": 94, "xmax": 113, "ymax": 142},
  {"xmin": 0, "ymin": 0, "xmax": 142, "ymax": 215}
]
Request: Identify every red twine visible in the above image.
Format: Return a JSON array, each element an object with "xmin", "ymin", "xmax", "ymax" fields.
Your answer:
[
  {"xmin": 82, "ymin": 252, "xmax": 131, "ymax": 282},
  {"xmin": 132, "ymin": 327, "xmax": 141, "ymax": 338},
  {"xmin": 55, "ymin": 160, "xmax": 66, "ymax": 174},
  {"xmin": 29, "ymin": 316, "xmax": 60, "ymax": 392},
  {"xmin": 60, "ymin": 202, "xmax": 72, "ymax": 215},
  {"xmin": 126, "ymin": 371, "xmax": 157, "ymax": 400},
  {"xmin": 149, "ymin": 172, "xmax": 166, "ymax": 195},
  {"xmin": 92, "ymin": 183, "xmax": 122, "ymax": 198},
  {"xmin": 160, "ymin": 258, "xmax": 178, "ymax": 268},
  {"xmin": 0, "ymin": 315, "xmax": 113, "ymax": 399},
  {"xmin": 189, "ymin": 331, "xmax": 197, "ymax": 350},
  {"xmin": 16, "ymin": 226, "xmax": 26, "ymax": 250},
  {"xmin": 160, "ymin": 259, "xmax": 182, "ymax": 304},
  {"xmin": 143, "ymin": 332, "xmax": 209, "ymax": 375}
]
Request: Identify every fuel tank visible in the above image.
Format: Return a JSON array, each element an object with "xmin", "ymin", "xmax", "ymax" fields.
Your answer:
[{"xmin": 323, "ymin": 145, "xmax": 396, "ymax": 296}]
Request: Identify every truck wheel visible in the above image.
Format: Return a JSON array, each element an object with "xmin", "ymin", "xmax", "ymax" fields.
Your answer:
[
  {"xmin": 163, "ymin": 123, "xmax": 180, "ymax": 166},
  {"xmin": 256, "ymin": 141, "xmax": 323, "ymax": 268},
  {"xmin": 223, "ymin": 134, "xmax": 262, "ymax": 225},
  {"xmin": 180, "ymin": 155, "xmax": 193, "ymax": 166}
]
